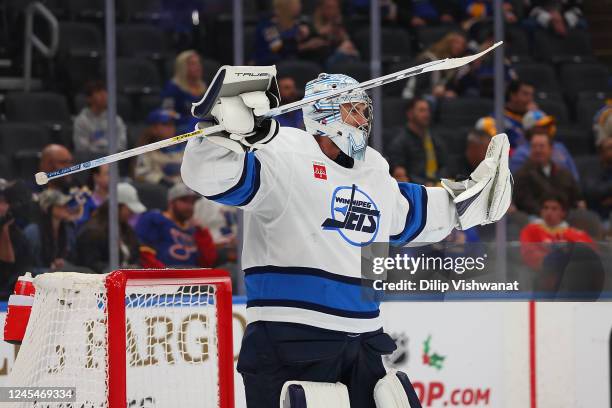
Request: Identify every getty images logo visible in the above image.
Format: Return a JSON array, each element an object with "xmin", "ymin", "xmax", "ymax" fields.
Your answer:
[{"xmin": 321, "ymin": 184, "xmax": 380, "ymax": 247}]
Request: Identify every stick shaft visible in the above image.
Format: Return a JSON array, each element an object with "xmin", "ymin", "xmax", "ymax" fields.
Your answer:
[
  {"xmin": 43, "ymin": 125, "xmax": 221, "ymax": 182},
  {"xmin": 40, "ymin": 42, "xmax": 502, "ymax": 184}
]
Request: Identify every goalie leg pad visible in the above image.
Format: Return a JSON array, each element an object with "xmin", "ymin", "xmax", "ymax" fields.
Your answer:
[
  {"xmin": 374, "ymin": 370, "xmax": 422, "ymax": 408},
  {"xmin": 280, "ymin": 381, "xmax": 351, "ymax": 408}
]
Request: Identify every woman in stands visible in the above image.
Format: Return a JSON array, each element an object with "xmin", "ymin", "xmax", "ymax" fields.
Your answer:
[
  {"xmin": 402, "ymin": 31, "xmax": 467, "ymax": 100},
  {"xmin": 161, "ymin": 50, "xmax": 207, "ymax": 134}
]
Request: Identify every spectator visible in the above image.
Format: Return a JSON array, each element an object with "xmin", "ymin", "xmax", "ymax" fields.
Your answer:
[
  {"xmin": 75, "ymin": 183, "xmax": 144, "ymax": 273},
  {"xmin": 520, "ymin": 193, "xmax": 593, "ymax": 271},
  {"xmin": 402, "ymin": 31, "xmax": 467, "ymax": 99},
  {"xmin": 134, "ymin": 109, "xmax": 184, "ymax": 187},
  {"xmin": 73, "ymin": 80, "xmax": 127, "ymax": 155},
  {"xmin": 276, "ymin": 76, "xmax": 304, "ymax": 129},
  {"xmin": 23, "ymin": 189, "xmax": 80, "ymax": 274},
  {"xmin": 253, "ymin": 0, "xmax": 311, "ymax": 65},
  {"xmin": 450, "ymin": 128, "xmax": 491, "ymax": 177},
  {"xmin": 502, "ymin": 79, "xmax": 537, "ymax": 148},
  {"xmin": 390, "ymin": 164, "xmax": 410, "ymax": 182},
  {"xmin": 582, "ymin": 137, "xmax": 612, "ymax": 221},
  {"xmin": 73, "ymin": 164, "xmax": 109, "ymax": 229},
  {"xmin": 462, "ymin": 0, "xmax": 518, "ymax": 31},
  {"xmin": 161, "ymin": 50, "xmax": 207, "ymax": 134},
  {"xmin": 135, "ymin": 183, "xmax": 219, "ymax": 268},
  {"xmin": 593, "ymin": 100, "xmax": 612, "ymax": 147},
  {"xmin": 514, "ymin": 132, "xmax": 584, "ymax": 215},
  {"xmin": 0, "ymin": 180, "xmax": 32, "ymax": 299},
  {"xmin": 387, "ymin": 98, "xmax": 448, "ymax": 185},
  {"xmin": 452, "ymin": 39, "xmax": 518, "ymax": 98},
  {"xmin": 307, "ymin": 0, "xmax": 360, "ymax": 67},
  {"xmin": 35, "ymin": 144, "xmax": 75, "ymax": 193},
  {"xmin": 396, "ymin": 1, "xmax": 459, "ymax": 27},
  {"xmin": 528, "ymin": 0, "xmax": 586, "ymax": 36},
  {"xmin": 509, "ymin": 110, "xmax": 579, "ymax": 180}
]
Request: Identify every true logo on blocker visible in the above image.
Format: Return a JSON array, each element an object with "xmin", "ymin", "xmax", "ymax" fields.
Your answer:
[{"xmin": 322, "ymin": 184, "xmax": 380, "ymax": 246}]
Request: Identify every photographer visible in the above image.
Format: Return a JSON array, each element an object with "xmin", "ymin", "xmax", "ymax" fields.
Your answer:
[{"xmin": 0, "ymin": 180, "xmax": 32, "ymax": 300}]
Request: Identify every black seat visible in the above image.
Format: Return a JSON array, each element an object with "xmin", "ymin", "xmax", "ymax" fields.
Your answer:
[
  {"xmin": 505, "ymin": 25, "xmax": 531, "ymax": 61},
  {"xmin": 438, "ymin": 98, "xmax": 493, "ymax": 127},
  {"xmin": 415, "ymin": 24, "xmax": 462, "ymax": 49},
  {"xmin": 560, "ymin": 63, "xmax": 610, "ymax": 101},
  {"xmin": 5, "ymin": 92, "xmax": 71, "ymax": 124},
  {"xmin": 432, "ymin": 126, "xmax": 471, "ymax": 154},
  {"xmin": 354, "ymin": 27, "xmax": 413, "ymax": 63},
  {"xmin": 533, "ymin": 29, "xmax": 594, "ymax": 64},
  {"xmin": 0, "ymin": 123, "xmax": 53, "ymax": 179},
  {"xmin": 556, "ymin": 126, "xmax": 591, "ymax": 155},
  {"xmin": 0, "ymin": 123, "xmax": 52, "ymax": 152},
  {"xmin": 277, "ymin": 60, "xmax": 322, "ymax": 91},
  {"xmin": 514, "ymin": 62, "xmax": 559, "ymax": 94},
  {"xmin": 59, "ymin": 22, "xmax": 103, "ymax": 58},
  {"xmin": 119, "ymin": 0, "xmax": 163, "ymax": 22},
  {"xmin": 0, "ymin": 155, "xmax": 10, "ymax": 179},
  {"xmin": 536, "ymin": 98, "xmax": 570, "ymax": 126},
  {"xmin": 66, "ymin": 0, "xmax": 105, "ymax": 20},
  {"xmin": 328, "ymin": 61, "xmax": 370, "ymax": 83},
  {"xmin": 133, "ymin": 181, "xmax": 168, "ymax": 211},
  {"xmin": 116, "ymin": 24, "xmax": 168, "ymax": 59},
  {"xmin": 381, "ymin": 97, "xmax": 407, "ymax": 129},
  {"xmin": 116, "ymin": 58, "xmax": 162, "ymax": 95},
  {"xmin": 576, "ymin": 97, "xmax": 607, "ymax": 129},
  {"xmin": 573, "ymin": 155, "xmax": 599, "ymax": 179}
]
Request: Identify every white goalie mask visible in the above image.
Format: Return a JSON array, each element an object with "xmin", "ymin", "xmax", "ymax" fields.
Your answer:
[{"xmin": 303, "ymin": 73, "xmax": 372, "ymax": 161}]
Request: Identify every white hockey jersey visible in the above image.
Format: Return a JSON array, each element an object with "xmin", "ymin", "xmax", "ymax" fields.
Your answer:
[{"xmin": 181, "ymin": 127, "xmax": 456, "ymax": 333}]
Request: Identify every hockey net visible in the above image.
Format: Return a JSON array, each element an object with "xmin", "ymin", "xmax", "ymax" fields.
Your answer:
[{"xmin": 4, "ymin": 269, "xmax": 234, "ymax": 408}]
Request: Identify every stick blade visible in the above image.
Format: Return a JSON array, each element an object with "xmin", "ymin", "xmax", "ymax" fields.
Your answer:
[{"xmin": 423, "ymin": 41, "xmax": 503, "ymax": 72}]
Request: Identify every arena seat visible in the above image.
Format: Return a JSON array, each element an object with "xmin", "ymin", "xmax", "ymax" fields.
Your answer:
[
  {"xmin": 116, "ymin": 58, "xmax": 162, "ymax": 95},
  {"xmin": 116, "ymin": 24, "xmax": 169, "ymax": 60},
  {"xmin": 415, "ymin": 24, "xmax": 461, "ymax": 49},
  {"xmin": 560, "ymin": 63, "xmax": 610, "ymax": 101},
  {"xmin": 514, "ymin": 62, "xmax": 559, "ymax": 94},
  {"xmin": 381, "ymin": 97, "xmax": 407, "ymax": 129},
  {"xmin": 536, "ymin": 98, "xmax": 570, "ymax": 125},
  {"xmin": 438, "ymin": 98, "xmax": 492, "ymax": 127},
  {"xmin": 328, "ymin": 61, "xmax": 370, "ymax": 83},
  {"xmin": 277, "ymin": 60, "xmax": 322, "ymax": 91},
  {"xmin": 58, "ymin": 22, "xmax": 104, "ymax": 58},
  {"xmin": 133, "ymin": 181, "xmax": 169, "ymax": 211},
  {"xmin": 5, "ymin": 92, "xmax": 71, "ymax": 124},
  {"xmin": 354, "ymin": 27, "xmax": 413, "ymax": 63},
  {"xmin": 118, "ymin": 0, "xmax": 162, "ymax": 22},
  {"xmin": 533, "ymin": 29, "xmax": 594, "ymax": 64}
]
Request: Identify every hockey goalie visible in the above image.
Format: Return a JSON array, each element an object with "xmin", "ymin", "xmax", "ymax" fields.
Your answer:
[{"xmin": 181, "ymin": 66, "xmax": 512, "ymax": 408}]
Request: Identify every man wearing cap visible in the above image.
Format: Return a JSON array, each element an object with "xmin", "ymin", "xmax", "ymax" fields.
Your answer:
[
  {"xmin": 134, "ymin": 109, "xmax": 184, "ymax": 186},
  {"xmin": 75, "ymin": 183, "xmax": 145, "ymax": 273},
  {"xmin": 135, "ymin": 183, "xmax": 219, "ymax": 268},
  {"xmin": 509, "ymin": 110, "xmax": 579, "ymax": 180}
]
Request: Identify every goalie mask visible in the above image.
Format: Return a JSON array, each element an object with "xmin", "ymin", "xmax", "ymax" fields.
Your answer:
[{"xmin": 303, "ymin": 73, "xmax": 372, "ymax": 161}]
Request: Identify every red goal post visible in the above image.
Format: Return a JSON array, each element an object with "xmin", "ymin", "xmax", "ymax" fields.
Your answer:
[{"xmin": 5, "ymin": 268, "xmax": 234, "ymax": 408}]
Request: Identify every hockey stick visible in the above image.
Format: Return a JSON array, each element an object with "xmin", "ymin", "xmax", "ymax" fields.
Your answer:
[{"xmin": 35, "ymin": 41, "xmax": 502, "ymax": 186}]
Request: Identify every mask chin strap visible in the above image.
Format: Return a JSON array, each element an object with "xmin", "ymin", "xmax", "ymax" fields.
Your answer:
[{"xmin": 303, "ymin": 117, "xmax": 368, "ymax": 161}]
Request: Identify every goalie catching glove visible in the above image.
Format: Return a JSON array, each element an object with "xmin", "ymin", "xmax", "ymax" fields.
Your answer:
[
  {"xmin": 441, "ymin": 133, "xmax": 513, "ymax": 230},
  {"xmin": 191, "ymin": 65, "xmax": 281, "ymax": 153}
]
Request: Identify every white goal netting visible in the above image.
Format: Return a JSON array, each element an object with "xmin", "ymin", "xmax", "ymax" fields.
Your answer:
[{"xmin": 4, "ymin": 271, "xmax": 226, "ymax": 408}]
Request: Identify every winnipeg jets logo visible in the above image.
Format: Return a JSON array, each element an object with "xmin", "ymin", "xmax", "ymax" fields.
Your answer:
[{"xmin": 322, "ymin": 184, "xmax": 380, "ymax": 247}]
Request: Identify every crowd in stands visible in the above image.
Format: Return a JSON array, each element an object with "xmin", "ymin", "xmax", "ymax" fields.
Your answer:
[{"xmin": 0, "ymin": 0, "xmax": 610, "ymax": 298}]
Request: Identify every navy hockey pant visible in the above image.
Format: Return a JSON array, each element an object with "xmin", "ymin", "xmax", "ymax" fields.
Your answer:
[{"xmin": 237, "ymin": 321, "xmax": 417, "ymax": 408}]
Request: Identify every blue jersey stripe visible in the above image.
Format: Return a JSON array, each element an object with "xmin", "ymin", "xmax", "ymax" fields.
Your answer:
[
  {"xmin": 245, "ymin": 265, "xmax": 364, "ymax": 286},
  {"xmin": 205, "ymin": 152, "xmax": 261, "ymax": 206},
  {"xmin": 244, "ymin": 267, "xmax": 380, "ymax": 315},
  {"xmin": 390, "ymin": 183, "xmax": 428, "ymax": 246},
  {"xmin": 247, "ymin": 299, "xmax": 380, "ymax": 319}
]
